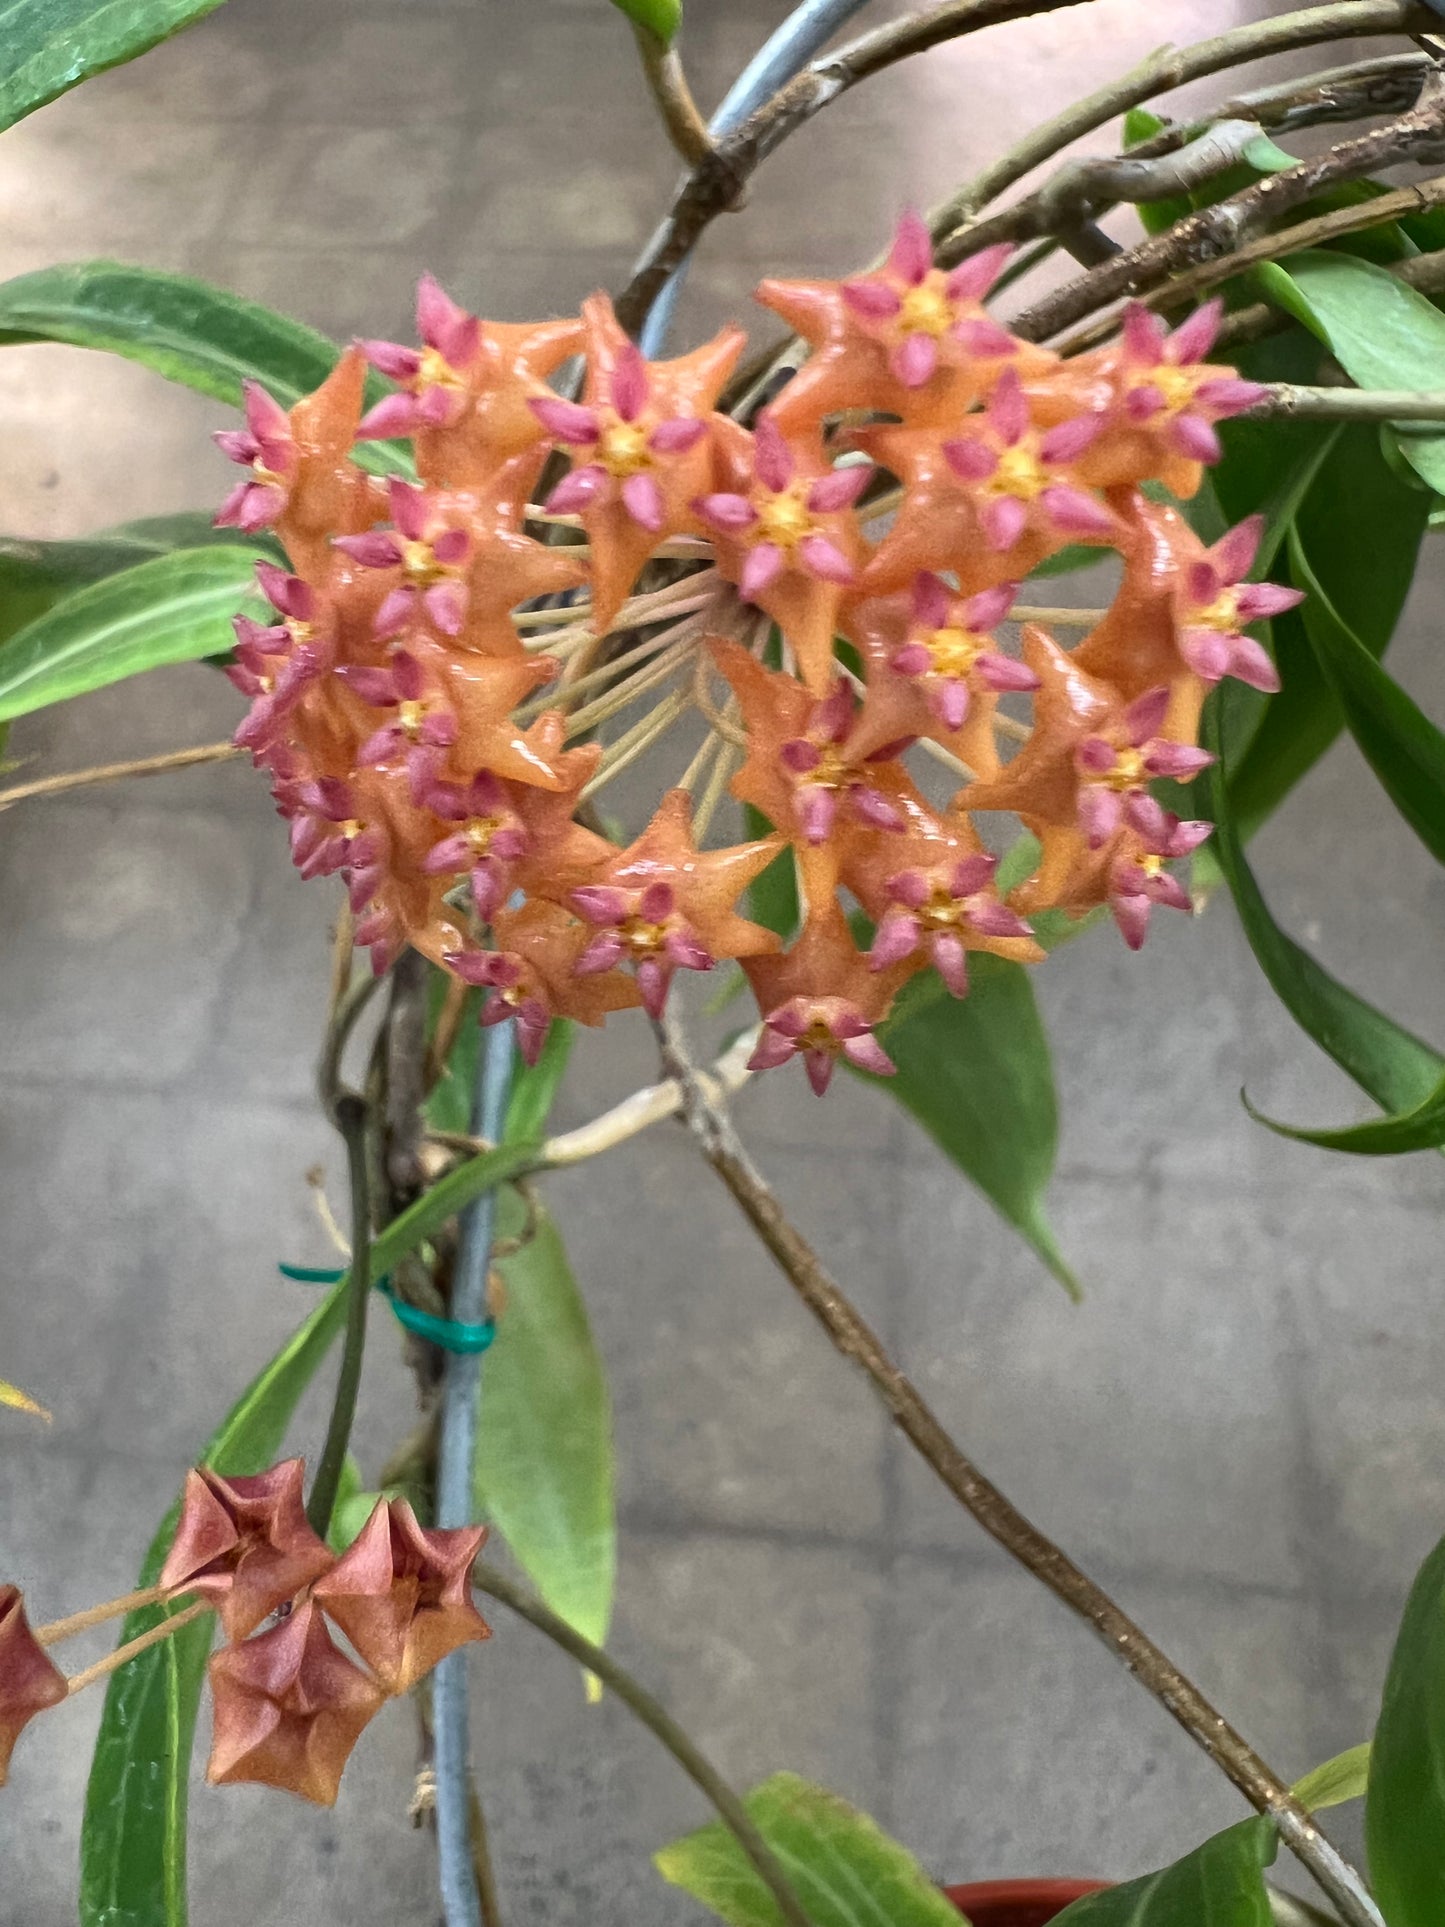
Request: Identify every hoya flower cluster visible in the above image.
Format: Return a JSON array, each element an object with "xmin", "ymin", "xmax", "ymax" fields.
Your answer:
[
  {"xmin": 1, "ymin": 1461, "xmax": 489, "ymax": 1803},
  {"xmin": 218, "ymin": 214, "xmax": 1295, "ymax": 1094}
]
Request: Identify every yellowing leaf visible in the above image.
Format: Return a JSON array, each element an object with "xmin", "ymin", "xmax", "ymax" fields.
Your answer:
[{"xmin": 0, "ymin": 1376, "xmax": 50, "ymax": 1421}]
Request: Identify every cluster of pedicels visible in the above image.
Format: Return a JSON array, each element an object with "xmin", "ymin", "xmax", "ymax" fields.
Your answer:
[
  {"xmin": 215, "ymin": 213, "xmax": 1298, "ymax": 1094},
  {"xmin": 0, "ymin": 1460, "xmax": 488, "ymax": 1803}
]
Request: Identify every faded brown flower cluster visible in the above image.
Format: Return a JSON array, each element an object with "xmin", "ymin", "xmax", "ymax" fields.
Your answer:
[{"xmin": 1, "ymin": 1459, "xmax": 489, "ymax": 1805}]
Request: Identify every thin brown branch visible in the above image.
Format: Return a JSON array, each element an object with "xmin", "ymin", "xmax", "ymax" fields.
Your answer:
[
  {"xmin": 1254, "ymin": 383, "xmax": 1445, "ymax": 419},
  {"xmin": 1057, "ymin": 173, "xmax": 1445, "ymax": 355},
  {"xmin": 934, "ymin": 0, "xmax": 1432, "ymax": 242},
  {"xmin": 654, "ymin": 1019, "xmax": 1383, "ymax": 1927},
  {"xmin": 614, "ymin": 0, "xmax": 1095, "ymax": 335},
  {"xmin": 0, "ymin": 740, "xmax": 240, "ymax": 811},
  {"xmin": 1012, "ymin": 73, "xmax": 1445, "ymax": 342},
  {"xmin": 472, "ymin": 1561, "xmax": 816, "ymax": 1927},
  {"xmin": 632, "ymin": 22, "xmax": 715, "ymax": 166},
  {"xmin": 384, "ymin": 949, "xmax": 432, "ymax": 1200}
]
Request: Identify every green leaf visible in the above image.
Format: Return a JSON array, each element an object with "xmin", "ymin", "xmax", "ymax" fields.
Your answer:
[
  {"xmin": 475, "ymin": 1196, "xmax": 615, "ymax": 1648},
  {"xmin": 1289, "ymin": 529, "xmax": 1445, "ymax": 865},
  {"xmin": 80, "ymin": 1280, "xmax": 347, "ymax": 1927},
  {"xmin": 1205, "ymin": 708, "xmax": 1445, "ymax": 1125},
  {"xmin": 0, "ymin": 545, "xmax": 263, "ymax": 721},
  {"xmin": 1367, "ymin": 1531, "xmax": 1445, "ymax": 1927},
  {"xmin": 866, "ymin": 953, "xmax": 1077, "ymax": 1298},
  {"xmin": 0, "ymin": 0, "xmax": 229, "ymax": 132},
  {"xmin": 745, "ymin": 803, "xmax": 800, "ymax": 939},
  {"xmin": 1221, "ymin": 418, "xmax": 1430, "ymax": 844},
  {"xmin": 0, "ymin": 512, "xmax": 271, "ymax": 648},
  {"xmin": 607, "ymin": 0, "xmax": 682, "ymax": 46},
  {"xmin": 0, "ymin": 261, "xmax": 412, "ymax": 477},
  {"xmin": 1293, "ymin": 1742, "xmax": 1371, "ymax": 1812},
  {"xmin": 1270, "ymin": 252, "xmax": 1445, "ymax": 492},
  {"xmin": 655, "ymin": 1771, "xmax": 963, "ymax": 1927},
  {"xmin": 502, "ymin": 1019, "xmax": 574, "ymax": 1147},
  {"xmin": 1053, "ymin": 1819, "xmax": 1276, "ymax": 1926}
]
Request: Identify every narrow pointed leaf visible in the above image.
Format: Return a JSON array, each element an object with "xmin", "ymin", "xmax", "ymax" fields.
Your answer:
[
  {"xmin": 656, "ymin": 1772, "xmax": 963, "ymax": 1927},
  {"xmin": 1289, "ymin": 529, "xmax": 1445, "ymax": 865},
  {"xmin": 1206, "ymin": 708, "xmax": 1445, "ymax": 1134},
  {"xmin": 0, "ymin": 0, "xmax": 229, "ymax": 132},
  {"xmin": 1293, "ymin": 1742, "xmax": 1371, "ymax": 1812},
  {"xmin": 0, "ymin": 261, "xmax": 412, "ymax": 477},
  {"xmin": 474, "ymin": 1196, "xmax": 615, "ymax": 1648},
  {"xmin": 1269, "ymin": 251, "xmax": 1445, "ymax": 492},
  {"xmin": 0, "ymin": 1375, "xmax": 50, "ymax": 1420},
  {"xmin": 1221, "ymin": 418, "xmax": 1429, "ymax": 844},
  {"xmin": 1052, "ymin": 1818, "xmax": 1276, "ymax": 1926},
  {"xmin": 1366, "ymin": 1531, "xmax": 1445, "ymax": 1927},
  {"xmin": 80, "ymin": 1281, "xmax": 347, "ymax": 1927},
  {"xmin": 0, "ymin": 545, "xmax": 264, "ymax": 721},
  {"xmin": 863, "ymin": 953, "xmax": 1077, "ymax": 1298},
  {"xmin": 0, "ymin": 513, "xmax": 270, "ymax": 648}
]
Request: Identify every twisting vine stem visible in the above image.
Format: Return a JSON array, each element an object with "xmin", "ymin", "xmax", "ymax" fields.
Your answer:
[{"xmin": 652, "ymin": 1016, "xmax": 1384, "ymax": 1927}]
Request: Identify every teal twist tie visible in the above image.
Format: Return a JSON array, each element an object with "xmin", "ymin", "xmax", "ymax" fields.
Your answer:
[{"xmin": 278, "ymin": 1264, "xmax": 497, "ymax": 1356}]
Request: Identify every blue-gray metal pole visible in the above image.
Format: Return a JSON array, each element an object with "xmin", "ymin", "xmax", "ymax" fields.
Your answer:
[
  {"xmin": 638, "ymin": 0, "xmax": 877, "ymax": 357},
  {"xmin": 432, "ymin": 1016, "xmax": 516, "ymax": 1927}
]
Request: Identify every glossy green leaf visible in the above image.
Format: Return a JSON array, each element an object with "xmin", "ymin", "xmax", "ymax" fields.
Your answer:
[
  {"xmin": 866, "ymin": 953, "xmax": 1077, "ymax": 1298},
  {"xmin": 655, "ymin": 1772, "xmax": 962, "ymax": 1927},
  {"xmin": 1293, "ymin": 1742, "xmax": 1371, "ymax": 1812},
  {"xmin": 1290, "ymin": 530, "xmax": 1445, "ymax": 865},
  {"xmin": 80, "ymin": 1281, "xmax": 347, "ymax": 1927},
  {"xmin": 0, "ymin": 545, "xmax": 263, "ymax": 721},
  {"xmin": 502, "ymin": 1018, "xmax": 575, "ymax": 1147},
  {"xmin": 475, "ymin": 1195, "xmax": 615, "ymax": 1648},
  {"xmin": 1367, "ymin": 1531, "xmax": 1445, "ymax": 1927},
  {"xmin": 0, "ymin": 261, "xmax": 411, "ymax": 477},
  {"xmin": 1270, "ymin": 252, "xmax": 1445, "ymax": 491},
  {"xmin": 1206, "ymin": 708, "xmax": 1445, "ymax": 1126},
  {"xmin": 607, "ymin": 0, "xmax": 682, "ymax": 45},
  {"xmin": 1222, "ymin": 418, "xmax": 1430, "ymax": 844},
  {"xmin": 0, "ymin": 0, "xmax": 229, "ymax": 132},
  {"xmin": 0, "ymin": 512, "xmax": 272, "ymax": 648},
  {"xmin": 1053, "ymin": 1819, "xmax": 1276, "ymax": 1926},
  {"xmin": 745, "ymin": 803, "xmax": 800, "ymax": 940}
]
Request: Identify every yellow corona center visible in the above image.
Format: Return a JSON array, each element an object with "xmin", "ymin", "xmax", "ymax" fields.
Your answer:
[
  {"xmin": 252, "ymin": 461, "xmax": 285, "ymax": 487},
  {"xmin": 621, "ymin": 915, "xmax": 667, "ymax": 955},
  {"xmin": 1138, "ymin": 853, "xmax": 1166, "ymax": 880},
  {"xmin": 598, "ymin": 419, "xmax": 652, "ymax": 477},
  {"xmin": 465, "ymin": 816, "xmax": 504, "ymax": 855},
  {"xmin": 1145, "ymin": 365, "xmax": 1199, "ymax": 414},
  {"xmin": 285, "ymin": 618, "xmax": 314, "ymax": 648},
  {"xmin": 397, "ymin": 700, "xmax": 427, "ymax": 737},
  {"xmin": 898, "ymin": 278, "xmax": 954, "ymax": 337},
  {"xmin": 798, "ymin": 1018, "xmax": 840, "ymax": 1053},
  {"xmin": 417, "ymin": 346, "xmax": 464, "ymax": 391},
  {"xmin": 990, "ymin": 444, "xmax": 1048, "ymax": 500},
  {"xmin": 922, "ymin": 625, "xmax": 984, "ymax": 678},
  {"xmin": 755, "ymin": 486, "xmax": 814, "ymax": 553},
  {"xmin": 1101, "ymin": 747, "xmax": 1147, "ymax": 791},
  {"xmin": 401, "ymin": 538, "xmax": 441, "ymax": 583},
  {"xmin": 1194, "ymin": 589, "xmax": 1241, "ymax": 633}
]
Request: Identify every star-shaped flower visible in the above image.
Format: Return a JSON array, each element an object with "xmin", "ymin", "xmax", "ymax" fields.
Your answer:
[
  {"xmin": 1074, "ymin": 299, "xmax": 1265, "ymax": 497},
  {"xmin": 744, "ymin": 904, "xmax": 907, "ymax": 1095},
  {"xmin": 0, "ymin": 1587, "xmax": 67, "ymax": 1785},
  {"xmin": 530, "ymin": 293, "xmax": 742, "ymax": 631},
  {"xmin": 445, "ymin": 897, "xmax": 642, "ymax": 1063},
  {"xmin": 1074, "ymin": 685, "xmax": 1213, "ymax": 848},
  {"xmin": 359, "ymin": 276, "xmax": 584, "ymax": 486},
  {"xmin": 207, "ymin": 1601, "xmax": 385, "ymax": 1806},
  {"xmin": 566, "ymin": 788, "xmax": 780, "ymax": 1016},
  {"xmin": 857, "ymin": 371, "xmax": 1114, "ymax": 593},
  {"xmin": 757, "ymin": 210, "xmax": 1055, "ymax": 433},
  {"xmin": 158, "ymin": 1459, "xmax": 334, "ymax": 1642},
  {"xmin": 1173, "ymin": 515, "xmax": 1300, "ymax": 691},
  {"xmin": 696, "ymin": 415, "xmax": 870, "ymax": 690},
  {"xmin": 312, "ymin": 1499, "xmax": 490, "ymax": 1694},
  {"xmin": 845, "ymin": 572, "xmax": 1036, "ymax": 778}
]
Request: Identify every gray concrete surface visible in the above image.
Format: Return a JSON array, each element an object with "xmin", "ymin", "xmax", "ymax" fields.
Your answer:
[{"xmin": 2, "ymin": 2, "xmax": 1443, "ymax": 1922}]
